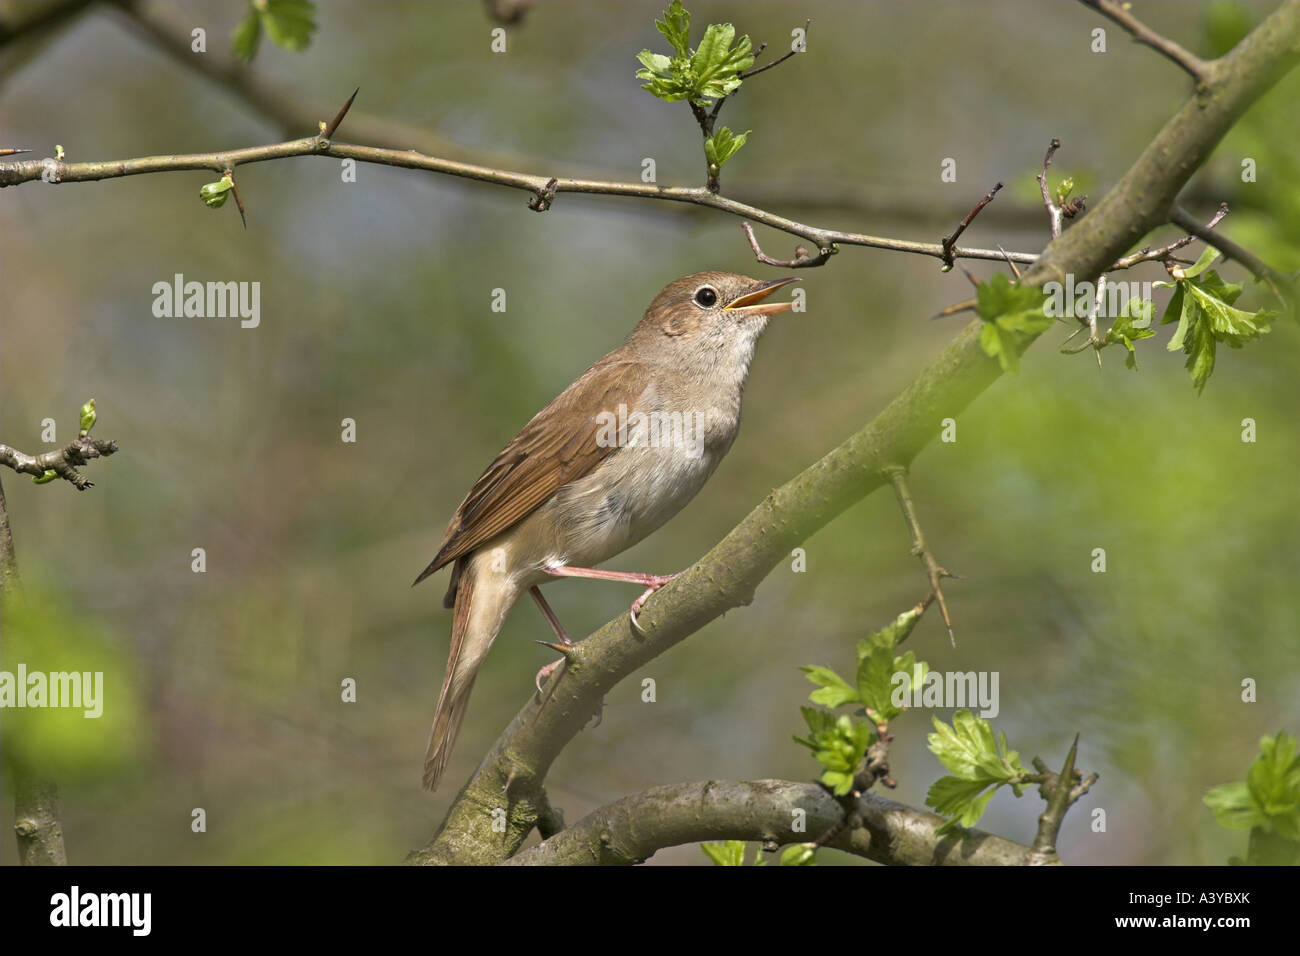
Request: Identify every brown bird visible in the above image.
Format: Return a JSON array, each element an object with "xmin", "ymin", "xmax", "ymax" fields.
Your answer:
[{"xmin": 414, "ymin": 271, "xmax": 800, "ymax": 791}]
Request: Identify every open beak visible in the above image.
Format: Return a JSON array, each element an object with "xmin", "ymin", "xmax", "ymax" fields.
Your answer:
[{"xmin": 722, "ymin": 277, "xmax": 800, "ymax": 316}]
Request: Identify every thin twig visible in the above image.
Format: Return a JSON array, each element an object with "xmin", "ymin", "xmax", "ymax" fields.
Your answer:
[
  {"xmin": 1079, "ymin": 0, "xmax": 1210, "ymax": 85},
  {"xmin": 738, "ymin": 20, "xmax": 809, "ymax": 80},
  {"xmin": 1111, "ymin": 202, "xmax": 1229, "ymax": 269},
  {"xmin": 885, "ymin": 466, "xmax": 956, "ymax": 646},
  {"xmin": 1037, "ymin": 138, "xmax": 1064, "ymax": 239},
  {"xmin": 742, "ymin": 222, "xmax": 834, "ymax": 268},
  {"xmin": 1170, "ymin": 204, "xmax": 1296, "ymax": 307},
  {"xmin": 0, "ymin": 120, "xmax": 1041, "ymax": 267},
  {"xmin": 940, "ymin": 182, "xmax": 1003, "ymax": 270}
]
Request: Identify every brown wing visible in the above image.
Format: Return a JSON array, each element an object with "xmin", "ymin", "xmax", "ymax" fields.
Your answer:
[{"xmin": 413, "ymin": 355, "xmax": 650, "ymax": 586}]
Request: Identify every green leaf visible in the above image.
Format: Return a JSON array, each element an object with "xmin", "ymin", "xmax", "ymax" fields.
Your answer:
[
  {"xmin": 200, "ymin": 179, "xmax": 233, "ymax": 209},
  {"xmin": 233, "ymin": 0, "xmax": 316, "ymax": 61},
  {"xmin": 859, "ymin": 606, "xmax": 923, "ymax": 657},
  {"xmin": 704, "ymin": 127, "xmax": 750, "ymax": 169},
  {"xmin": 260, "ymin": 0, "xmax": 317, "ymax": 52},
  {"xmin": 1183, "ymin": 246, "xmax": 1220, "ymax": 280},
  {"xmin": 928, "ymin": 710, "xmax": 1024, "ymax": 782},
  {"xmin": 1162, "ymin": 270, "xmax": 1274, "ymax": 393},
  {"xmin": 701, "ymin": 840, "xmax": 747, "ymax": 866},
  {"xmin": 1248, "ymin": 731, "xmax": 1300, "ymax": 837},
  {"xmin": 1187, "ymin": 282, "xmax": 1272, "ymax": 345},
  {"xmin": 926, "ymin": 775, "xmax": 998, "ymax": 829},
  {"xmin": 654, "ymin": 0, "xmax": 691, "ymax": 58},
  {"xmin": 800, "ymin": 665, "xmax": 859, "ymax": 708},
  {"xmin": 231, "ymin": 8, "xmax": 262, "ymax": 61},
  {"xmin": 821, "ymin": 770, "xmax": 855, "ymax": 796},
  {"xmin": 1205, "ymin": 732, "xmax": 1300, "ymax": 842},
  {"xmin": 690, "ymin": 23, "xmax": 754, "ymax": 103},
  {"xmin": 979, "ymin": 319, "xmax": 1019, "ymax": 374},
  {"xmin": 975, "ymin": 274, "xmax": 1051, "ymax": 374},
  {"xmin": 926, "ymin": 712, "xmax": 1027, "ymax": 830},
  {"xmin": 1204, "ymin": 781, "xmax": 1266, "ymax": 831},
  {"xmin": 780, "ymin": 844, "xmax": 817, "ymax": 866},
  {"xmin": 78, "ymin": 398, "xmax": 97, "ymax": 435},
  {"xmin": 805, "ymin": 714, "xmax": 872, "ymax": 794},
  {"xmin": 32, "ymin": 469, "xmax": 57, "ymax": 484},
  {"xmin": 1106, "ymin": 298, "xmax": 1156, "ymax": 369},
  {"xmin": 855, "ymin": 645, "xmax": 925, "ymax": 725},
  {"xmin": 975, "ymin": 272, "xmax": 1045, "ymax": 322}
]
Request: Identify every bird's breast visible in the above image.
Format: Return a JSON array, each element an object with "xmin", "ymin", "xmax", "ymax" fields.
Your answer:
[{"xmin": 539, "ymin": 402, "xmax": 739, "ymax": 568}]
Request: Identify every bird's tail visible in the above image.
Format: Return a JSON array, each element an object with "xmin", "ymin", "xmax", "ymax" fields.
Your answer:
[{"xmin": 422, "ymin": 561, "xmax": 512, "ymax": 791}]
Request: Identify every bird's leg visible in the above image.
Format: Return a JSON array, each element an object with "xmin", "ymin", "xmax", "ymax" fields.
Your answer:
[
  {"xmin": 529, "ymin": 585, "xmax": 573, "ymax": 694},
  {"xmin": 529, "ymin": 585, "xmax": 605, "ymax": 726},
  {"xmin": 544, "ymin": 565, "xmax": 681, "ymax": 634}
]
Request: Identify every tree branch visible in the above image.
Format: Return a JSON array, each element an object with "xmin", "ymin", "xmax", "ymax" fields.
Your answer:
[
  {"xmin": 1111, "ymin": 202, "xmax": 1229, "ymax": 270},
  {"xmin": 409, "ymin": 1, "xmax": 1300, "ymax": 866},
  {"xmin": 504, "ymin": 780, "xmax": 1042, "ymax": 866},
  {"xmin": 0, "ymin": 435, "xmax": 119, "ymax": 491},
  {"xmin": 1170, "ymin": 203, "xmax": 1298, "ymax": 307},
  {"xmin": 885, "ymin": 467, "xmax": 956, "ymax": 646},
  {"xmin": 0, "ymin": 124, "xmax": 1039, "ymax": 268},
  {"xmin": 1079, "ymin": 0, "xmax": 1211, "ymax": 84},
  {"xmin": 1028, "ymin": 737, "xmax": 1099, "ymax": 865},
  {"xmin": 12, "ymin": 774, "xmax": 69, "ymax": 866}
]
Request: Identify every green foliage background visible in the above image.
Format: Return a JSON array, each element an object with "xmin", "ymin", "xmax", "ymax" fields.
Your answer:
[{"xmin": 1, "ymin": 0, "xmax": 1296, "ymax": 865}]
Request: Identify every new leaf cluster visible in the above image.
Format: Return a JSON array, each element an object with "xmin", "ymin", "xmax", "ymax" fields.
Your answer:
[
  {"xmin": 926, "ymin": 710, "xmax": 1027, "ymax": 833},
  {"xmin": 1156, "ymin": 248, "xmax": 1277, "ymax": 393},
  {"xmin": 636, "ymin": 1, "xmax": 755, "ymax": 172},
  {"xmin": 975, "ymin": 273, "xmax": 1054, "ymax": 375},
  {"xmin": 795, "ymin": 607, "xmax": 926, "ymax": 796},
  {"xmin": 1204, "ymin": 731, "xmax": 1300, "ymax": 865}
]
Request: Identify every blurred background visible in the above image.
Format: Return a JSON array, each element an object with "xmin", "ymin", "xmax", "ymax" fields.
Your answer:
[{"xmin": 1, "ymin": 0, "xmax": 1296, "ymax": 865}]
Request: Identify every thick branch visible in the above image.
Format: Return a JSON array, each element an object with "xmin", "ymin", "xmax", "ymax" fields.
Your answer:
[
  {"xmin": 410, "ymin": 2, "xmax": 1300, "ymax": 866},
  {"xmin": 12, "ymin": 774, "xmax": 69, "ymax": 866},
  {"xmin": 505, "ymin": 780, "xmax": 1042, "ymax": 866}
]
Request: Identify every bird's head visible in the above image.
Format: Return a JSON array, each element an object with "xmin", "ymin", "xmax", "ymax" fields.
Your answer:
[{"xmin": 631, "ymin": 271, "xmax": 800, "ymax": 373}]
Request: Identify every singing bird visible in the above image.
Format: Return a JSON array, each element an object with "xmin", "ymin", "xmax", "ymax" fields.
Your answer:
[{"xmin": 414, "ymin": 271, "xmax": 799, "ymax": 791}]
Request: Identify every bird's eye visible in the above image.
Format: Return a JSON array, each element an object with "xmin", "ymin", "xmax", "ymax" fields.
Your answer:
[{"xmin": 694, "ymin": 287, "xmax": 718, "ymax": 307}]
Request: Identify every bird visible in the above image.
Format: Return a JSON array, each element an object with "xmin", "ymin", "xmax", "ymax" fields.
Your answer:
[{"xmin": 414, "ymin": 270, "xmax": 800, "ymax": 791}]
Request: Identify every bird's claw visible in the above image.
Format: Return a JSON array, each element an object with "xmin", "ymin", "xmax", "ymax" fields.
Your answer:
[{"xmin": 627, "ymin": 573, "xmax": 680, "ymax": 634}]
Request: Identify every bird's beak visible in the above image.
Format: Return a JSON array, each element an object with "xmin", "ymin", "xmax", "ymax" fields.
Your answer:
[{"xmin": 723, "ymin": 277, "xmax": 800, "ymax": 316}]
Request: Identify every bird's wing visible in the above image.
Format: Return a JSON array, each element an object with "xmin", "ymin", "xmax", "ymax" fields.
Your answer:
[{"xmin": 414, "ymin": 356, "xmax": 650, "ymax": 584}]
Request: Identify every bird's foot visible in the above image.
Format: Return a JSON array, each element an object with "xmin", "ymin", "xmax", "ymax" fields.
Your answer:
[
  {"xmin": 533, "ymin": 638, "xmax": 574, "ymax": 695},
  {"xmin": 629, "ymin": 572, "xmax": 682, "ymax": 634}
]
